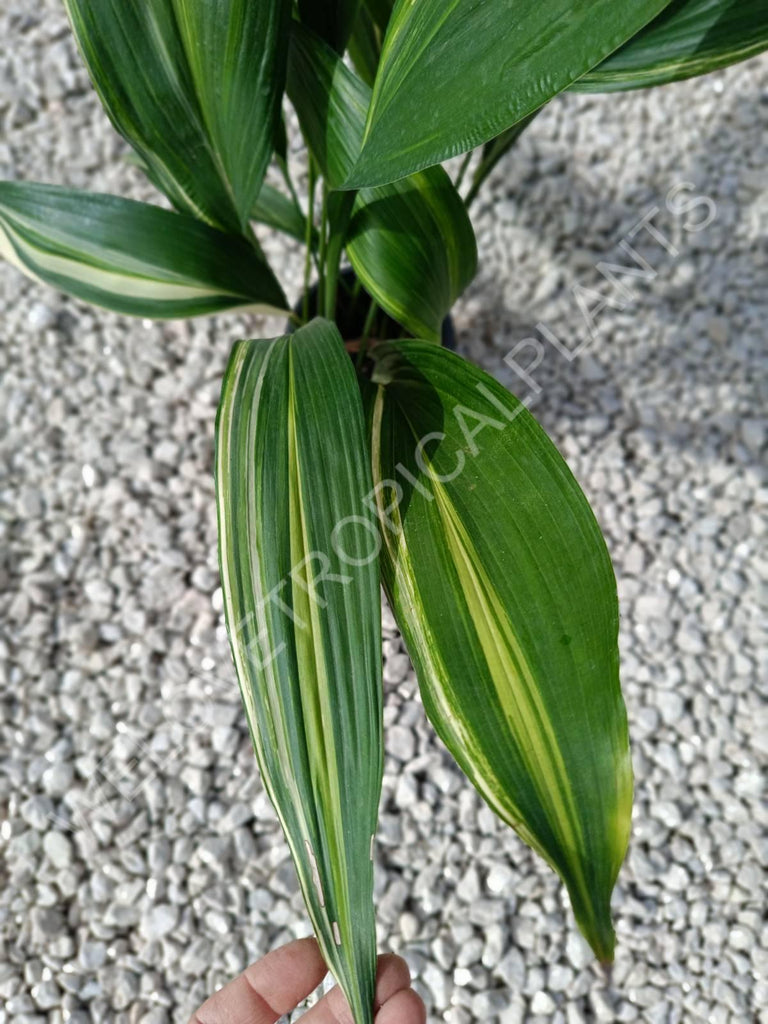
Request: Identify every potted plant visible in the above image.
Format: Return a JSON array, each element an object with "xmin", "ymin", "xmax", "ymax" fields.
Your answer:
[{"xmin": 1, "ymin": 2, "xmax": 765, "ymax": 1020}]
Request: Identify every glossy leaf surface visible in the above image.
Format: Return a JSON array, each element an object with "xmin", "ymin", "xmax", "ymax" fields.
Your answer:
[
  {"xmin": 65, "ymin": 0, "xmax": 288, "ymax": 231},
  {"xmin": 0, "ymin": 181, "xmax": 287, "ymax": 318},
  {"xmin": 364, "ymin": 341, "xmax": 633, "ymax": 961},
  {"xmin": 576, "ymin": 0, "xmax": 768, "ymax": 91},
  {"xmin": 347, "ymin": 170, "xmax": 477, "ymax": 340},
  {"xmin": 343, "ymin": 0, "xmax": 674, "ymax": 187},
  {"xmin": 216, "ymin": 319, "xmax": 382, "ymax": 1024},
  {"xmin": 288, "ymin": 26, "xmax": 476, "ymax": 338}
]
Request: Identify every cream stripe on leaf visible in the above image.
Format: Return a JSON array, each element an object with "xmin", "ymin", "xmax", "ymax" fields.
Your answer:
[
  {"xmin": 64, "ymin": 0, "xmax": 289, "ymax": 233},
  {"xmin": 575, "ymin": 0, "xmax": 768, "ymax": 92},
  {"xmin": 364, "ymin": 341, "xmax": 633, "ymax": 963},
  {"xmin": 216, "ymin": 319, "xmax": 382, "ymax": 1024},
  {"xmin": 0, "ymin": 181, "xmax": 286, "ymax": 319}
]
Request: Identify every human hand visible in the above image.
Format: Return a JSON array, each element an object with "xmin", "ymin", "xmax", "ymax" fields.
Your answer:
[{"xmin": 190, "ymin": 937, "xmax": 427, "ymax": 1024}]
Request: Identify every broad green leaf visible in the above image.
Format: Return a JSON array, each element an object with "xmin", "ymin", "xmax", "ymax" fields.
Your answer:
[
  {"xmin": 364, "ymin": 342, "xmax": 632, "ymax": 961},
  {"xmin": 216, "ymin": 319, "xmax": 382, "ymax": 1024},
  {"xmin": 347, "ymin": 170, "xmax": 477, "ymax": 340},
  {"xmin": 0, "ymin": 181, "xmax": 287, "ymax": 318},
  {"xmin": 298, "ymin": 0, "xmax": 360, "ymax": 53},
  {"xmin": 64, "ymin": 0, "xmax": 288, "ymax": 232},
  {"xmin": 575, "ymin": 0, "xmax": 768, "ymax": 92},
  {"xmin": 287, "ymin": 26, "xmax": 477, "ymax": 339},
  {"xmin": 251, "ymin": 182, "xmax": 309, "ymax": 246},
  {"xmin": 343, "ymin": 0, "xmax": 674, "ymax": 187}
]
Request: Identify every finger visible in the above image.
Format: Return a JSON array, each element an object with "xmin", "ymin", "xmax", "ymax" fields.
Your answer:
[
  {"xmin": 190, "ymin": 936, "xmax": 328, "ymax": 1024},
  {"xmin": 301, "ymin": 954, "xmax": 412, "ymax": 1024},
  {"xmin": 376, "ymin": 989, "xmax": 427, "ymax": 1024}
]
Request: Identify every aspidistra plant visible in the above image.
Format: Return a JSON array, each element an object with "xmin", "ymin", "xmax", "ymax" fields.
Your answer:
[{"xmin": 2, "ymin": 1, "xmax": 765, "ymax": 1018}]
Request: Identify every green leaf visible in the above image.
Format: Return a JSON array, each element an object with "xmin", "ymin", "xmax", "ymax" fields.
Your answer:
[
  {"xmin": 363, "ymin": 341, "xmax": 632, "ymax": 961},
  {"xmin": 0, "ymin": 181, "xmax": 287, "ymax": 318},
  {"xmin": 286, "ymin": 24, "xmax": 368, "ymax": 189},
  {"xmin": 216, "ymin": 318, "xmax": 382, "ymax": 1024},
  {"xmin": 347, "ymin": 170, "xmax": 477, "ymax": 340},
  {"xmin": 64, "ymin": 0, "xmax": 289, "ymax": 232},
  {"xmin": 287, "ymin": 25, "xmax": 477, "ymax": 338},
  {"xmin": 298, "ymin": 0, "xmax": 360, "ymax": 53},
  {"xmin": 575, "ymin": 0, "xmax": 768, "ymax": 92},
  {"xmin": 348, "ymin": 6, "xmax": 381, "ymax": 87},
  {"xmin": 343, "ymin": 0, "xmax": 675, "ymax": 188},
  {"xmin": 251, "ymin": 182, "xmax": 309, "ymax": 246}
]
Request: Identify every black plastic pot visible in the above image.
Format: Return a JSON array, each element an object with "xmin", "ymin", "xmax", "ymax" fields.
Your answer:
[{"xmin": 288, "ymin": 266, "xmax": 456, "ymax": 350}]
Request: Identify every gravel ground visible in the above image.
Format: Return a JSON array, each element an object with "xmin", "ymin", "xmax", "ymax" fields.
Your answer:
[{"xmin": 1, "ymin": 5, "xmax": 766, "ymax": 1023}]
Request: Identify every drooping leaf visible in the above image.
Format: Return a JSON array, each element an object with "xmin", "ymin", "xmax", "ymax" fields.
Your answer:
[
  {"xmin": 0, "ymin": 181, "xmax": 287, "ymax": 318},
  {"xmin": 347, "ymin": 171, "xmax": 477, "ymax": 340},
  {"xmin": 64, "ymin": 0, "xmax": 288, "ymax": 232},
  {"xmin": 287, "ymin": 25, "xmax": 476, "ymax": 338},
  {"xmin": 363, "ymin": 341, "xmax": 632, "ymax": 961},
  {"xmin": 575, "ymin": 0, "xmax": 768, "ymax": 92},
  {"xmin": 343, "ymin": 0, "xmax": 675, "ymax": 187},
  {"xmin": 216, "ymin": 318, "xmax": 383, "ymax": 1024},
  {"xmin": 298, "ymin": 0, "xmax": 360, "ymax": 53}
]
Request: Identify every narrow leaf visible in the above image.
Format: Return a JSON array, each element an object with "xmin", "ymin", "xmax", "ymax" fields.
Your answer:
[
  {"xmin": 216, "ymin": 319, "xmax": 383, "ymax": 1024},
  {"xmin": 343, "ymin": 0, "xmax": 675, "ymax": 187},
  {"xmin": 575, "ymin": 0, "xmax": 768, "ymax": 92},
  {"xmin": 364, "ymin": 342, "xmax": 632, "ymax": 961},
  {"xmin": 288, "ymin": 26, "xmax": 477, "ymax": 338},
  {"xmin": 0, "ymin": 181, "xmax": 287, "ymax": 318},
  {"xmin": 64, "ymin": 0, "xmax": 288, "ymax": 232}
]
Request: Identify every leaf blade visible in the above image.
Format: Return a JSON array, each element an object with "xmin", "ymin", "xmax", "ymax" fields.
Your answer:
[
  {"xmin": 64, "ymin": 0, "xmax": 288, "ymax": 231},
  {"xmin": 575, "ymin": 0, "xmax": 768, "ymax": 92},
  {"xmin": 287, "ymin": 25, "xmax": 476, "ymax": 337},
  {"xmin": 365, "ymin": 342, "xmax": 632, "ymax": 960},
  {"xmin": 0, "ymin": 181, "xmax": 287, "ymax": 318},
  {"xmin": 216, "ymin": 319, "xmax": 382, "ymax": 1024},
  {"xmin": 343, "ymin": 0, "xmax": 675, "ymax": 187},
  {"xmin": 347, "ymin": 169, "xmax": 477, "ymax": 340}
]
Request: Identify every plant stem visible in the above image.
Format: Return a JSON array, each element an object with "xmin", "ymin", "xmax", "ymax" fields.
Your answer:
[
  {"xmin": 454, "ymin": 149, "xmax": 473, "ymax": 191},
  {"xmin": 464, "ymin": 109, "xmax": 541, "ymax": 209},
  {"xmin": 302, "ymin": 160, "xmax": 317, "ymax": 324},
  {"xmin": 317, "ymin": 182, "xmax": 329, "ymax": 317},
  {"xmin": 356, "ymin": 297, "xmax": 378, "ymax": 370}
]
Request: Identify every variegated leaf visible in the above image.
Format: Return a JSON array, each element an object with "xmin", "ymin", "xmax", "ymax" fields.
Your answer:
[
  {"xmin": 0, "ymin": 181, "xmax": 287, "ymax": 318},
  {"xmin": 363, "ymin": 341, "xmax": 632, "ymax": 962},
  {"xmin": 576, "ymin": 0, "xmax": 768, "ymax": 92},
  {"xmin": 65, "ymin": 0, "xmax": 288, "ymax": 232},
  {"xmin": 215, "ymin": 319, "xmax": 383, "ymax": 1024}
]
